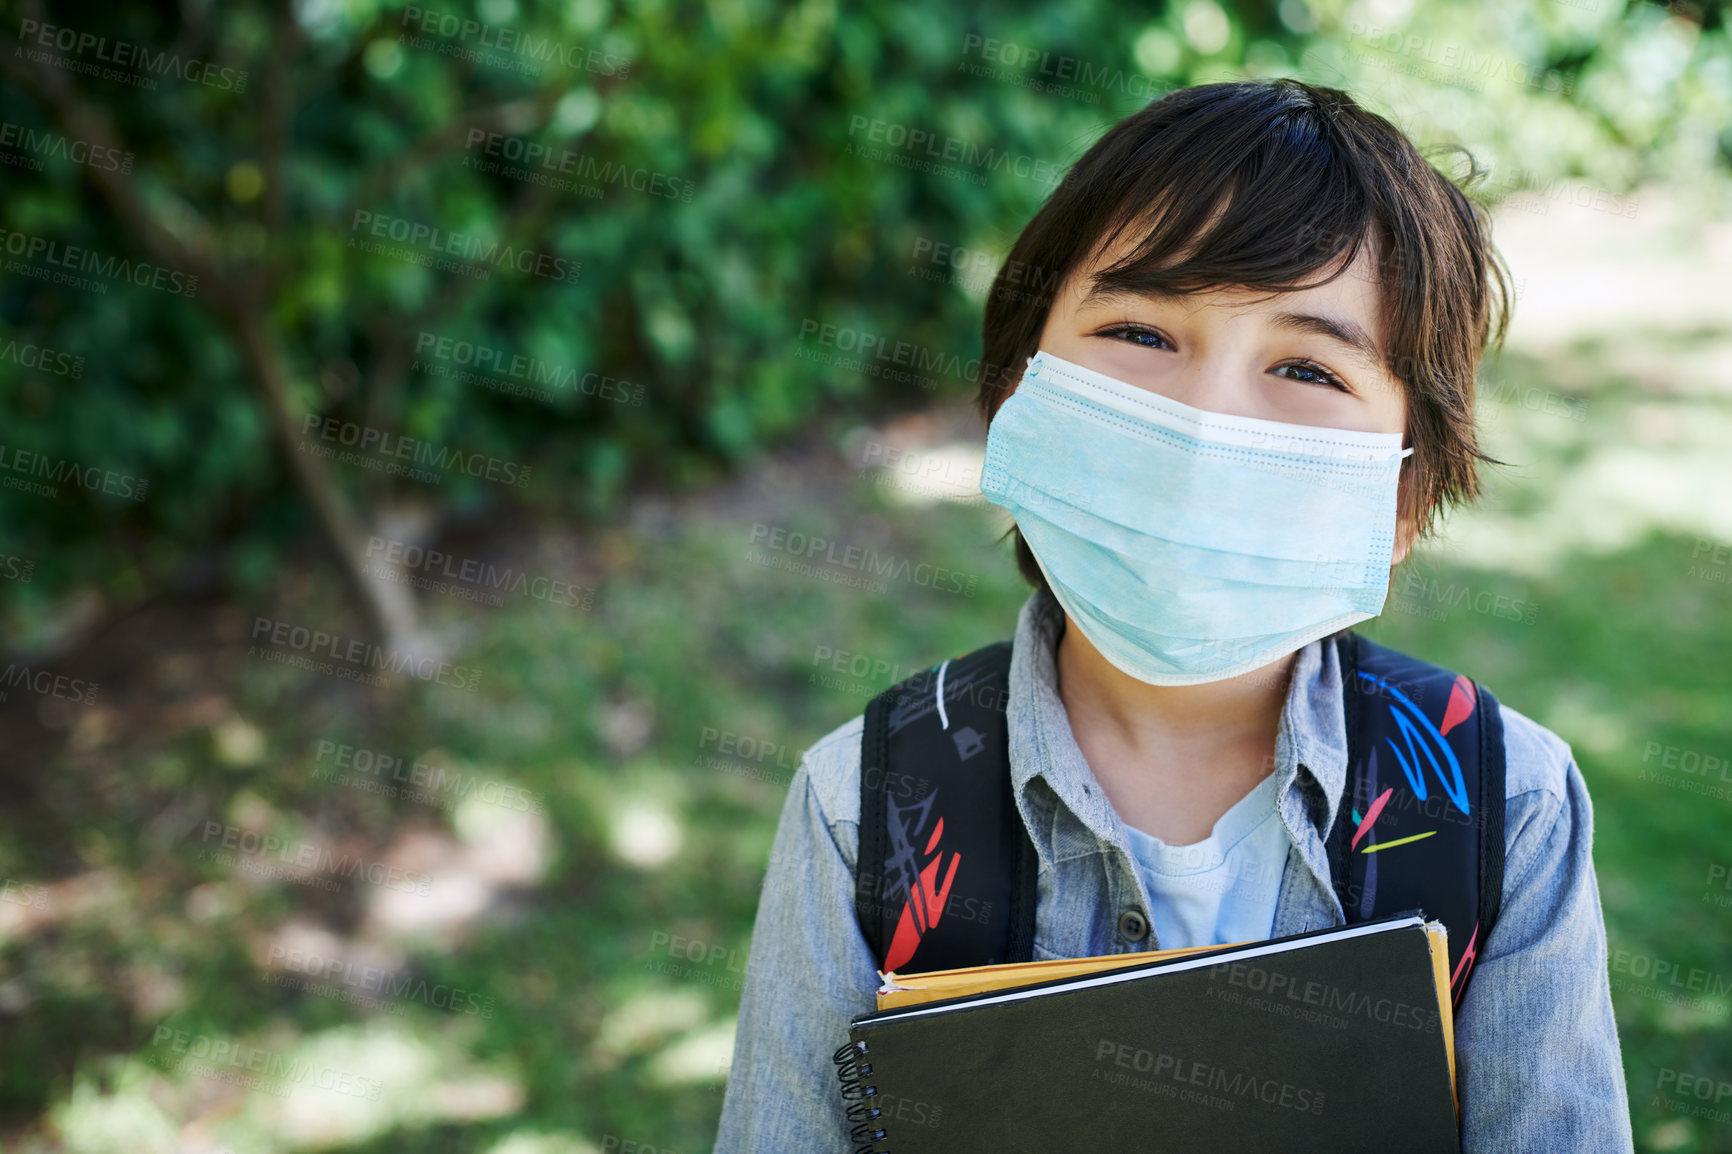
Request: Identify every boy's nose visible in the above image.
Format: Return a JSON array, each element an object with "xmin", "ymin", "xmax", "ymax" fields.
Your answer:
[{"xmin": 1151, "ymin": 360, "xmax": 1261, "ymax": 421}]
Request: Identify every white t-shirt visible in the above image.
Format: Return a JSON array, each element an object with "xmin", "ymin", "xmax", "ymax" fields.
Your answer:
[{"xmin": 1119, "ymin": 771, "xmax": 1289, "ymax": 950}]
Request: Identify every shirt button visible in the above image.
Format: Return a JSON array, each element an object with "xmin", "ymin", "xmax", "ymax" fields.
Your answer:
[{"xmin": 1117, "ymin": 909, "xmax": 1149, "ymax": 942}]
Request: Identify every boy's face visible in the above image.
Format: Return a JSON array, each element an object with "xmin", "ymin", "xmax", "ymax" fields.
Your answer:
[{"xmin": 1032, "ymin": 227, "xmax": 1418, "ymax": 563}]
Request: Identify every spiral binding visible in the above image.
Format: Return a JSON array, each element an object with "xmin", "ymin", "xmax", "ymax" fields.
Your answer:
[{"xmin": 832, "ymin": 1039, "xmax": 889, "ymax": 1153}]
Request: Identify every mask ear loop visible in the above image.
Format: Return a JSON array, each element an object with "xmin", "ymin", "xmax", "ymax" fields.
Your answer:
[{"xmin": 1399, "ymin": 446, "xmax": 1415, "ymax": 459}]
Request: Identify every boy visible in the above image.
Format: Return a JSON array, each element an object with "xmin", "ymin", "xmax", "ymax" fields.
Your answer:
[{"xmin": 716, "ymin": 78, "xmax": 1631, "ymax": 1151}]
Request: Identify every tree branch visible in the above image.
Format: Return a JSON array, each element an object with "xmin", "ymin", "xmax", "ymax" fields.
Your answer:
[
  {"xmin": 231, "ymin": 308, "xmax": 426, "ymax": 657},
  {"xmin": 1, "ymin": 36, "xmax": 426, "ymax": 656}
]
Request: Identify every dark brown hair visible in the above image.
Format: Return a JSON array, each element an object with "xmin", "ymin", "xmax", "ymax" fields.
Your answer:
[{"xmin": 977, "ymin": 78, "xmax": 1511, "ymax": 597}]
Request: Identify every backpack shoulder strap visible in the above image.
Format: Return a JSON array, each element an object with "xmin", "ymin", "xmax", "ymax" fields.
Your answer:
[
  {"xmin": 1327, "ymin": 629, "xmax": 1507, "ymax": 1008},
  {"xmin": 854, "ymin": 639, "xmax": 1038, "ymax": 976}
]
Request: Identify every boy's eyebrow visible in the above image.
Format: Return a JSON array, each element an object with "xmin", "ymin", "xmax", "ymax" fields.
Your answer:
[
  {"xmin": 1079, "ymin": 284, "xmax": 1385, "ymax": 373},
  {"xmin": 1078, "ymin": 284, "xmax": 1185, "ymax": 311},
  {"xmin": 1268, "ymin": 310, "xmax": 1385, "ymax": 372}
]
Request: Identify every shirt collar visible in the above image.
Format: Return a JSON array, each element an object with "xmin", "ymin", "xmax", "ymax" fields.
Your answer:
[{"xmin": 1005, "ymin": 586, "xmax": 1351, "ymax": 870}]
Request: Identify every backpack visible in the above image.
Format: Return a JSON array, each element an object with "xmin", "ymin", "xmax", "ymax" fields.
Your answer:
[{"xmin": 852, "ymin": 628, "xmax": 1506, "ymax": 1009}]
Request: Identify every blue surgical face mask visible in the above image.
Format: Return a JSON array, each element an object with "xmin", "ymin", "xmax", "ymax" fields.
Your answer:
[{"xmin": 979, "ymin": 349, "xmax": 1413, "ymax": 685}]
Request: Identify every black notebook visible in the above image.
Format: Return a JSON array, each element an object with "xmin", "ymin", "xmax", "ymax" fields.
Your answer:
[{"xmin": 832, "ymin": 914, "xmax": 1458, "ymax": 1153}]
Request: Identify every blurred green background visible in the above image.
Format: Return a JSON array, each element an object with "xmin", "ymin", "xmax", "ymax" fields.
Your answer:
[{"xmin": 1, "ymin": 0, "xmax": 1729, "ymax": 1150}]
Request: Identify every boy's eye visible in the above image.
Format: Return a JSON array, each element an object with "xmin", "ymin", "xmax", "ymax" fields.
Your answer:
[
  {"xmin": 1273, "ymin": 361, "xmax": 1351, "ymax": 393},
  {"xmin": 1098, "ymin": 324, "xmax": 1353, "ymax": 394},
  {"xmin": 1099, "ymin": 323, "xmax": 1172, "ymax": 351}
]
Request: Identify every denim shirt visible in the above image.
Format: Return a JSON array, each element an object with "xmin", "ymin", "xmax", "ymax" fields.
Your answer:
[{"xmin": 714, "ymin": 588, "xmax": 1633, "ymax": 1152}]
